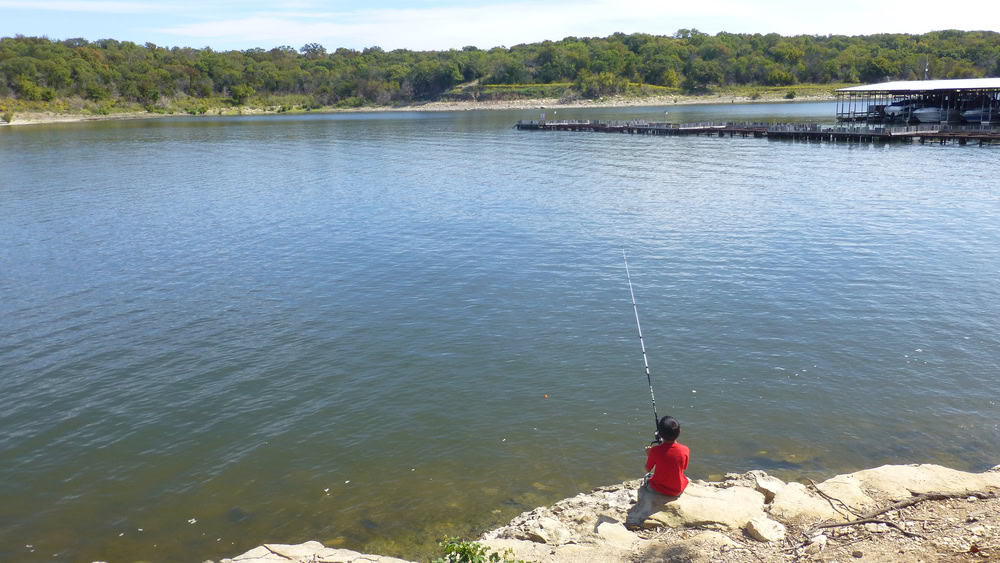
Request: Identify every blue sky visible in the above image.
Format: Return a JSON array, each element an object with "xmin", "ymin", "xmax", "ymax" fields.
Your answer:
[{"xmin": 2, "ymin": 0, "xmax": 999, "ymax": 52}]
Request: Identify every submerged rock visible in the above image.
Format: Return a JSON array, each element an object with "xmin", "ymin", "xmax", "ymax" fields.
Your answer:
[{"xmin": 227, "ymin": 507, "xmax": 251, "ymax": 524}]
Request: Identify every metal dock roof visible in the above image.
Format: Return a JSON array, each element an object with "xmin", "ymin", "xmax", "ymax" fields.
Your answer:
[{"xmin": 837, "ymin": 78, "xmax": 1000, "ymax": 93}]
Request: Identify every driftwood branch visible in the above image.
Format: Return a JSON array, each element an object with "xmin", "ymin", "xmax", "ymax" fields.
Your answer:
[
  {"xmin": 806, "ymin": 490, "xmax": 996, "ymax": 539},
  {"xmin": 813, "ymin": 517, "xmax": 924, "ymax": 539},
  {"xmin": 861, "ymin": 490, "xmax": 994, "ymax": 520}
]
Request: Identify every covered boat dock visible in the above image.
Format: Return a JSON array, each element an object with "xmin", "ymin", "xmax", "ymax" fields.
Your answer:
[{"xmin": 836, "ymin": 78, "xmax": 1000, "ymax": 125}]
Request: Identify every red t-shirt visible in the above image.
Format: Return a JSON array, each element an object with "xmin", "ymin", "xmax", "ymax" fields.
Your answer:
[{"xmin": 645, "ymin": 441, "xmax": 690, "ymax": 496}]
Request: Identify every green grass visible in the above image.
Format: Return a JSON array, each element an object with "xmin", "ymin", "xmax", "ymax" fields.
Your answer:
[
  {"xmin": 712, "ymin": 82, "xmax": 854, "ymax": 98},
  {"xmin": 443, "ymin": 82, "xmax": 572, "ymax": 101}
]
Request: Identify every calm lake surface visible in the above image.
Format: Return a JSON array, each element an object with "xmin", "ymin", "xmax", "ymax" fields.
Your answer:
[{"xmin": 1, "ymin": 102, "xmax": 998, "ymax": 561}]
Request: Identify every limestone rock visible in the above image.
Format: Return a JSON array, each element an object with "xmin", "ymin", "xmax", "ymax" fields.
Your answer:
[
  {"xmin": 595, "ymin": 521, "xmax": 636, "ymax": 549},
  {"xmin": 745, "ymin": 516, "xmax": 786, "ymax": 542},
  {"xmin": 523, "ymin": 516, "xmax": 572, "ymax": 545},
  {"xmin": 768, "ymin": 482, "xmax": 848, "ymax": 524},
  {"xmin": 484, "ymin": 481, "xmax": 639, "ymax": 546},
  {"xmin": 645, "ymin": 482, "xmax": 765, "ymax": 530},
  {"xmin": 638, "ymin": 531, "xmax": 738, "ymax": 563},
  {"xmin": 749, "ymin": 470, "xmax": 786, "ymax": 503},
  {"xmin": 225, "ymin": 541, "xmax": 413, "ymax": 563},
  {"xmin": 814, "ymin": 473, "xmax": 879, "ymax": 513},
  {"xmin": 852, "ymin": 464, "xmax": 1000, "ymax": 500}
]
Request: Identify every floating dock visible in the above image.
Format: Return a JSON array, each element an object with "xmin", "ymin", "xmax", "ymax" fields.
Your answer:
[{"xmin": 514, "ymin": 120, "xmax": 1000, "ymax": 146}]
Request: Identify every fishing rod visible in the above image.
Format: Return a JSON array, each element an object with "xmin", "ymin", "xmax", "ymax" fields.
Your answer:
[{"xmin": 623, "ymin": 249, "xmax": 660, "ymax": 442}]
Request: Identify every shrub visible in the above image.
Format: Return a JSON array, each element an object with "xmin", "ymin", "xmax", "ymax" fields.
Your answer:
[
  {"xmin": 432, "ymin": 537, "xmax": 521, "ymax": 563},
  {"xmin": 335, "ymin": 96, "xmax": 365, "ymax": 108},
  {"xmin": 784, "ymin": 90, "xmax": 796, "ymax": 99}
]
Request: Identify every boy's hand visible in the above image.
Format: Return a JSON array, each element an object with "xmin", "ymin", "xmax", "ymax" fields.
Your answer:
[{"xmin": 644, "ymin": 444, "xmax": 653, "ymax": 451}]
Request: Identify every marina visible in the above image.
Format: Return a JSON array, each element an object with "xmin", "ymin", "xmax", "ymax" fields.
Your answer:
[{"xmin": 517, "ymin": 78, "xmax": 1000, "ymax": 146}]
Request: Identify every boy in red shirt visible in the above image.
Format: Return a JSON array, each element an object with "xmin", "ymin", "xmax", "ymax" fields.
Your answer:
[{"xmin": 625, "ymin": 415, "xmax": 689, "ymax": 530}]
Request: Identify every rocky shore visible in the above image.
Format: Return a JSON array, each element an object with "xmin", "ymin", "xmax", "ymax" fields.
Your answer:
[
  {"xmin": 0, "ymin": 92, "xmax": 835, "ymax": 128},
  {"xmin": 221, "ymin": 463, "xmax": 999, "ymax": 562}
]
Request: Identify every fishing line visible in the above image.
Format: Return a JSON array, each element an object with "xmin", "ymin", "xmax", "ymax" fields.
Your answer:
[{"xmin": 623, "ymin": 249, "xmax": 659, "ymax": 437}]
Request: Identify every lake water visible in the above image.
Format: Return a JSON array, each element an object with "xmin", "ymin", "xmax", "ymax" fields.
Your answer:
[{"xmin": 1, "ymin": 102, "xmax": 998, "ymax": 561}]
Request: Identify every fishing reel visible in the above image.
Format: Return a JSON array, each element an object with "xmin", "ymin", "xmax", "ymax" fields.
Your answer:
[{"xmin": 649, "ymin": 432, "xmax": 663, "ymax": 446}]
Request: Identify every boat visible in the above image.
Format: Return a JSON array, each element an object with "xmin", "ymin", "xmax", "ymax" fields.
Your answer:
[
  {"xmin": 961, "ymin": 108, "xmax": 998, "ymax": 123},
  {"xmin": 884, "ymin": 99, "xmax": 923, "ymax": 119},
  {"xmin": 912, "ymin": 106, "xmax": 961, "ymax": 123}
]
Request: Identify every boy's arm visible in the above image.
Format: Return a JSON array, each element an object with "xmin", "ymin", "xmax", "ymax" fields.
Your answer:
[{"xmin": 644, "ymin": 447, "xmax": 655, "ymax": 472}]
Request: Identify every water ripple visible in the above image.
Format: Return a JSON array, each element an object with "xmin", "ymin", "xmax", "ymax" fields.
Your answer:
[{"xmin": 1, "ymin": 106, "xmax": 999, "ymax": 561}]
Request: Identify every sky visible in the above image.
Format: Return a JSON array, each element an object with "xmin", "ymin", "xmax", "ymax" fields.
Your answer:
[{"xmin": 2, "ymin": 0, "xmax": 999, "ymax": 52}]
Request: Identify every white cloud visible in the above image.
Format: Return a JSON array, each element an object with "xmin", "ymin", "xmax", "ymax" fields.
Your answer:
[
  {"xmin": 158, "ymin": 0, "xmax": 753, "ymax": 50},
  {"xmin": 0, "ymin": 0, "xmax": 160, "ymax": 13},
  {"xmin": 147, "ymin": 0, "xmax": 1000, "ymax": 51}
]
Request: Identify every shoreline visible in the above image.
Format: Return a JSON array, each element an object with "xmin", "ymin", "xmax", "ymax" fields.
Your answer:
[
  {"xmin": 221, "ymin": 462, "xmax": 1000, "ymax": 562},
  {"xmin": 0, "ymin": 93, "xmax": 837, "ymax": 128}
]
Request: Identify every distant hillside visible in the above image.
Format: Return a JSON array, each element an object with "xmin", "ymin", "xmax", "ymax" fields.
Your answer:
[{"xmin": 2, "ymin": 30, "xmax": 998, "ymax": 111}]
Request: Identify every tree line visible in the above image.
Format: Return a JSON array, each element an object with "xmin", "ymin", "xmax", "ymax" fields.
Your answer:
[{"xmin": 2, "ymin": 29, "xmax": 999, "ymax": 108}]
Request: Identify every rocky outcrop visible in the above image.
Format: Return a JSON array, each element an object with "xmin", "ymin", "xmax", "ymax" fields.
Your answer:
[
  {"xmin": 480, "ymin": 482, "xmax": 638, "ymax": 546},
  {"xmin": 481, "ymin": 463, "xmax": 1000, "ymax": 561},
  {"xmin": 221, "ymin": 463, "xmax": 1000, "ymax": 563},
  {"xmin": 852, "ymin": 463, "xmax": 1000, "ymax": 500}
]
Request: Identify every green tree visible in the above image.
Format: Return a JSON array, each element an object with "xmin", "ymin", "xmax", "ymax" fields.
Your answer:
[
  {"xmin": 300, "ymin": 43, "xmax": 327, "ymax": 59},
  {"xmin": 230, "ymin": 83, "xmax": 255, "ymax": 104},
  {"xmin": 684, "ymin": 58, "xmax": 723, "ymax": 90},
  {"xmin": 574, "ymin": 69, "xmax": 627, "ymax": 97}
]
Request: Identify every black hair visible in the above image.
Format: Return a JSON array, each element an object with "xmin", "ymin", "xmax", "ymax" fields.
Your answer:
[{"xmin": 657, "ymin": 416, "xmax": 681, "ymax": 442}]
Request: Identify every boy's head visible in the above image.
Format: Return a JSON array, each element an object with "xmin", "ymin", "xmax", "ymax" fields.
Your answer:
[{"xmin": 657, "ymin": 416, "xmax": 681, "ymax": 443}]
